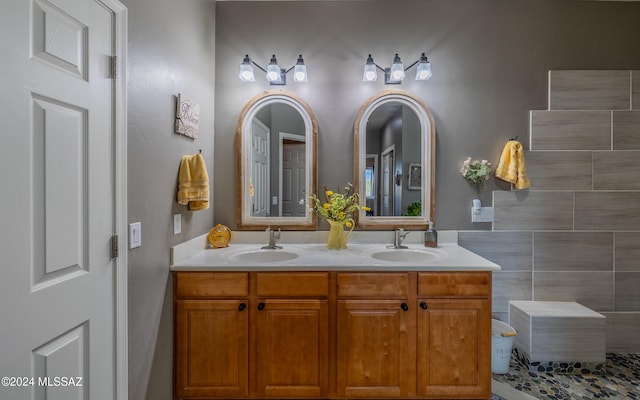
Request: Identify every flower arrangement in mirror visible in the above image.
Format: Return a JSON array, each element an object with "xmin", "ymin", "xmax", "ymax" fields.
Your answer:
[
  {"xmin": 307, "ymin": 184, "xmax": 370, "ymax": 249},
  {"xmin": 460, "ymin": 157, "xmax": 492, "ymax": 191}
]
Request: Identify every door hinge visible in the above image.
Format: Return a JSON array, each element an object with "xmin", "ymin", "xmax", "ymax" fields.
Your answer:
[
  {"xmin": 111, "ymin": 56, "xmax": 117, "ymax": 80},
  {"xmin": 111, "ymin": 235, "xmax": 119, "ymax": 258}
]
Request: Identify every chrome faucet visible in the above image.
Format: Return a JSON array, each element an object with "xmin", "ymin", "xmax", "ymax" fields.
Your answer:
[
  {"xmin": 261, "ymin": 227, "xmax": 283, "ymax": 249},
  {"xmin": 387, "ymin": 228, "xmax": 410, "ymax": 249}
]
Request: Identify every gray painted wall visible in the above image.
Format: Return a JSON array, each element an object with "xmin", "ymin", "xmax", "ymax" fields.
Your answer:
[
  {"xmin": 123, "ymin": 0, "xmax": 215, "ymax": 399},
  {"xmin": 214, "ymin": 0, "xmax": 640, "ymax": 229},
  {"xmin": 122, "ymin": 1, "xmax": 640, "ymax": 400}
]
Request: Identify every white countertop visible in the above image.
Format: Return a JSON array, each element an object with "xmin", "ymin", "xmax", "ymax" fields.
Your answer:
[{"xmin": 170, "ymin": 231, "xmax": 500, "ymax": 272}]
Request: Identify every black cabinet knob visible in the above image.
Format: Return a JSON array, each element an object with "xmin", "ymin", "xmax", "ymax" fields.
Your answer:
[
  {"xmin": 238, "ymin": 303, "xmax": 246, "ymax": 312},
  {"xmin": 420, "ymin": 302, "xmax": 428, "ymax": 310},
  {"xmin": 258, "ymin": 302, "xmax": 265, "ymax": 310},
  {"xmin": 401, "ymin": 303, "xmax": 409, "ymax": 311}
]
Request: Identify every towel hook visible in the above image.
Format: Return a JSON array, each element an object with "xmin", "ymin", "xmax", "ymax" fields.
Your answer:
[{"xmin": 509, "ymin": 135, "xmax": 519, "ymax": 141}]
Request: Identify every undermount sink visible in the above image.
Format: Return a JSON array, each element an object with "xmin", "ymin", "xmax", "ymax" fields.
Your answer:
[
  {"xmin": 371, "ymin": 249, "xmax": 442, "ymax": 263},
  {"xmin": 231, "ymin": 250, "xmax": 299, "ymax": 263}
]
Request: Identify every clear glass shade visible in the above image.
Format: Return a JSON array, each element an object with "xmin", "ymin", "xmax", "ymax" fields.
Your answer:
[
  {"xmin": 293, "ymin": 55, "xmax": 308, "ymax": 82},
  {"xmin": 239, "ymin": 64, "xmax": 255, "ymax": 82},
  {"xmin": 415, "ymin": 58, "xmax": 432, "ymax": 81},
  {"xmin": 388, "ymin": 54, "xmax": 405, "ymax": 83},
  {"xmin": 293, "ymin": 64, "xmax": 307, "ymax": 82},
  {"xmin": 266, "ymin": 54, "xmax": 282, "ymax": 83},
  {"xmin": 238, "ymin": 55, "xmax": 255, "ymax": 82},
  {"xmin": 266, "ymin": 65, "xmax": 281, "ymax": 82},
  {"xmin": 363, "ymin": 64, "xmax": 377, "ymax": 81},
  {"xmin": 363, "ymin": 54, "xmax": 377, "ymax": 82}
]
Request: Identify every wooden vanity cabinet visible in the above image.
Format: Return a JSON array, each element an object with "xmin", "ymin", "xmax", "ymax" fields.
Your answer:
[
  {"xmin": 174, "ymin": 272, "xmax": 249, "ymax": 398},
  {"xmin": 174, "ymin": 271, "xmax": 330, "ymax": 400},
  {"xmin": 417, "ymin": 272, "xmax": 492, "ymax": 399},
  {"xmin": 336, "ymin": 273, "xmax": 414, "ymax": 398},
  {"xmin": 253, "ymin": 272, "xmax": 330, "ymax": 398},
  {"xmin": 174, "ymin": 270, "xmax": 492, "ymax": 400}
]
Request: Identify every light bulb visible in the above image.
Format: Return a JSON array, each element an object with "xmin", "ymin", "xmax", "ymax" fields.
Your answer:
[
  {"xmin": 293, "ymin": 55, "xmax": 307, "ymax": 82},
  {"xmin": 388, "ymin": 53, "xmax": 404, "ymax": 83},
  {"xmin": 238, "ymin": 54, "xmax": 255, "ymax": 82},
  {"xmin": 266, "ymin": 54, "xmax": 282, "ymax": 83},
  {"xmin": 415, "ymin": 53, "xmax": 432, "ymax": 81},
  {"xmin": 362, "ymin": 54, "xmax": 377, "ymax": 82}
]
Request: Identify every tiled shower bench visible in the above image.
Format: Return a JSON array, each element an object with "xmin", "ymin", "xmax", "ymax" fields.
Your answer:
[{"xmin": 509, "ymin": 301, "xmax": 606, "ymax": 374}]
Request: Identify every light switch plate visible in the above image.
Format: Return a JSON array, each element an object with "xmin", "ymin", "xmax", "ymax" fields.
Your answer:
[
  {"xmin": 471, "ymin": 207, "xmax": 493, "ymax": 223},
  {"xmin": 129, "ymin": 222, "xmax": 141, "ymax": 249},
  {"xmin": 173, "ymin": 214, "xmax": 181, "ymax": 235}
]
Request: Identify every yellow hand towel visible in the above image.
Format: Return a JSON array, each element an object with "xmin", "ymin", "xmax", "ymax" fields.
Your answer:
[
  {"xmin": 177, "ymin": 153, "xmax": 210, "ymax": 211},
  {"xmin": 495, "ymin": 140, "xmax": 531, "ymax": 190}
]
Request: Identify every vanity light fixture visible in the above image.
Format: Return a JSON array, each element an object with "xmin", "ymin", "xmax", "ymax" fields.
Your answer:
[
  {"xmin": 239, "ymin": 54, "xmax": 308, "ymax": 85},
  {"xmin": 363, "ymin": 52, "xmax": 432, "ymax": 84}
]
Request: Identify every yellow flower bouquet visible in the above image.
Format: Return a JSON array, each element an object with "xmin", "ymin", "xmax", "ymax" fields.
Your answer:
[{"xmin": 308, "ymin": 184, "xmax": 370, "ymax": 249}]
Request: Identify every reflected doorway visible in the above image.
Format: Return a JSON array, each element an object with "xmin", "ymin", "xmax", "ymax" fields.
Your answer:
[{"xmin": 280, "ymin": 133, "xmax": 306, "ymax": 217}]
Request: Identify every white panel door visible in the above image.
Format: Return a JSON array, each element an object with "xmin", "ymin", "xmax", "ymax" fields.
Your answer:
[
  {"xmin": 381, "ymin": 146, "xmax": 395, "ymax": 217},
  {"xmin": 0, "ymin": 0, "xmax": 124, "ymax": 399},
  {"xmin": 251, "ymin": 119, "xmax": 270, "ymax": 217},
  {"xmin": 281, "ymin": 141, "xmax": 306, "ymax": 217}
]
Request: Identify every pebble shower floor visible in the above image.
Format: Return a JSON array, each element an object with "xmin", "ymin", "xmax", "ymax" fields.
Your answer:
[{"xmin": 492, "ymin": 353, "xmax": 640, "ymax": 399}]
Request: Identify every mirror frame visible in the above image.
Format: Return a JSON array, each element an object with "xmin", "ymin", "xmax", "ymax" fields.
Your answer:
[
  {"xmin": 236, "ymin": 90, "xmax": 318, "ymax": 230},
  {"xmin": 353, "ymin": 89, "xmax": 435, "ymax": 230}
]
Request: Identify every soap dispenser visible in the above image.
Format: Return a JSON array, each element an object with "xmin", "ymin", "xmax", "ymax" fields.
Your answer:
[{"xmin": 424, "ymin": 221, "xmax": 438, "ymax": 248}]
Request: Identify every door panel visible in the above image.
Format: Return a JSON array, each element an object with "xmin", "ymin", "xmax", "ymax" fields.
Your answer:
[
  {"xmin": 256, "ymin": 299, "xmax": 329, "ymax": 397},
  {"xmin": 251, "ymin": 119, "xmax": 270, "ymax": 216},
  {"xmin": 337, "ymin": 300, "xmax": 411, "ymax": 398},
  {"xmin": 281, "ymin": 141, "xmax": 305, "ymax": 216},
  {"xmin": 417, "ymin": 298, "xmax": 491, "ymax": 398},
  {"xmin": 175, "ymin": 300, "xmax": 249, "ymax": 398},
  {"xmin": 32, "ymin": 95, "xmax": 88, "ymax": 287},
  {"xmin": 0, "ymin": 0, "xmax": 120, "ymax": 398},
  {"xmin": 381, "ymin": 147, "xmax": 394, "ymax": 216}
]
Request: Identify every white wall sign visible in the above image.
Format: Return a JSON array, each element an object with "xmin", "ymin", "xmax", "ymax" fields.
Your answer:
[{"xmin": 175, "ymin": 94, "xmax": 200, "ymax": 139}]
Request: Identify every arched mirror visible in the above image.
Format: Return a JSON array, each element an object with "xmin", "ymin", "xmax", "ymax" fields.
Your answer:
[
  {"xmin": 237, "ymin": 90, "xmax": 318, "ymax": 230},
  {"xmin": 354, "ymin": 90, "xmax": 435, "ymax": 229}
]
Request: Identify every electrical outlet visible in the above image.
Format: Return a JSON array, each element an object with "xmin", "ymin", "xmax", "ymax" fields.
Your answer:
[
  {"xmin": 173, "ymin": 214, "xmax": 181, "ymax": 235},
  {"xmin": 129, "ymin": 222, "xmax": 141, "ymax": 248},
  {"xmin": 471, "ymin": 207, "xmax": 493, "ymax": 223}
]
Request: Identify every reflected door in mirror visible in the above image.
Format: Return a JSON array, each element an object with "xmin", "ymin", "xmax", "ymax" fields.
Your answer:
[
  {"xmin": 354, "ymin": 90, "xmax": 435, "ymax": 230},
  {"xmin": 281, "ymin": 137, "xmax": 305, "ymax": 217},
  {"xmin": 251, "ymin": 119, "xmax": 270, "ymax": 217},
  {"xmin": 366, "ymin": 103, "xmax": 421, "ymax": 217},
  {"xmin": 237, "ymin": 90, "xmax": 318, "ymax": 230}
]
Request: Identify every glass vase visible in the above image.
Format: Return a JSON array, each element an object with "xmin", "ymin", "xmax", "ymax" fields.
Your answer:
[{"xmin": 326, "ymin": 219, "xmax": 354, "ymax": 250}]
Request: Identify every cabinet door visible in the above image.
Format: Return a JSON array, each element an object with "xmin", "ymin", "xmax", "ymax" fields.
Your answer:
[
  {"xmin": 417, "ymin": 298, "xmax": 491, "ymax": 399},
  {"xmin": 337, "ymin": 300, "xmax": 412, "ymax": 398},
  {"xmin": 175, "ymin": 299, "xmax": 248, "ymax": 399},
  {"xmin": 255, "ymin": 299, "xmax": 329, "ymax": 398}
]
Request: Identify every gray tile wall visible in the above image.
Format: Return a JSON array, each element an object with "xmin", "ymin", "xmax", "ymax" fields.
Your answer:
[
  {"xmin": 633, "ymin": 71, "xmax": 640, "ymax": 110},
  {"xmin": 593, "ymin": 151, "xmax": 640, "ymax": 189},
  {"xmin": 530, "ymin": 110, "xmax": 611, "ymax": 150},
  {"xmin": 461, "ymin": 70, "xmax": 640, "ymax": 353},
  {"xmin": 575, "ymin": 192, "xmax": 640, "ymax": 230},
  {"xmin": 603, "ymin": 312, "xmax": 640, "ymax": 352},
  {"xmin": 549, "ymin": 70, "xmax": 630, "ymax": 110},
  {"xmin": 493, "ymin": 191, "xmax": 574, "ymax": 230},
  {"xmin": 524, "ymin": 151, "xmax": 592, "ymax": 190},
  {"xmin": 533, "ymin": 232, "xmax": 613, "ymax": 272},
  {"xmin": 613, "ymin": 111, "xmax": 640, "ymax": 149},
  {"xmin": 615, "ymin": 232, "xmax": 640, "ymax": 271}
]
